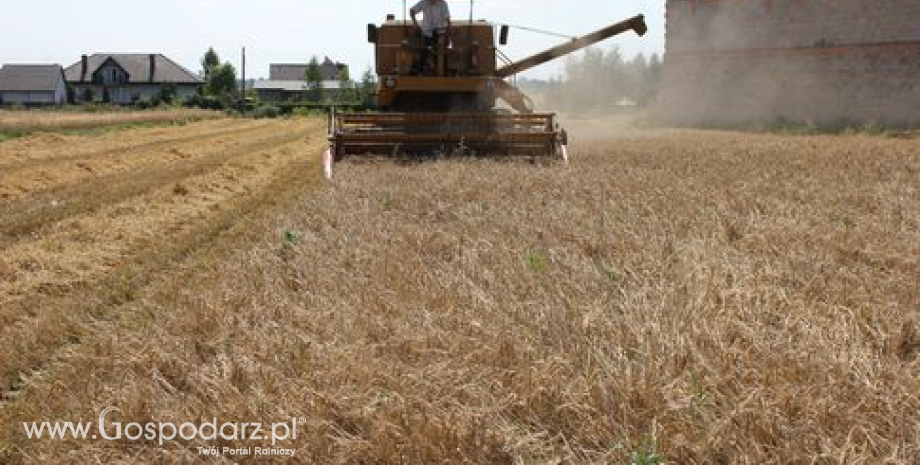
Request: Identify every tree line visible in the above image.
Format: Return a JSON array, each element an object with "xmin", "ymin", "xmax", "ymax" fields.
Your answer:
[
  {"xmin": 302, "ymin": 55, "xmax": 376, "ymax": 107},
  {"xmin": 518, "ymin": 47, "xmax": 663, "ymax": 112},
  {"xmin": 181, "ymin": 48, "xmax": 377, "ymax": 111}
]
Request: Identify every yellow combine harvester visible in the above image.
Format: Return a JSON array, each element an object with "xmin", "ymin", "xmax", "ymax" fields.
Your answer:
[{"xmin": 325, "ymin": 3, "xmax": 647, "ymax": 177}]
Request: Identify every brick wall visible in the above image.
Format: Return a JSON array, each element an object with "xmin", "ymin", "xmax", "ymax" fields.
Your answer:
[{"xmin": 659, "ymin": 0, "xmax": 920, "ymax": 126}]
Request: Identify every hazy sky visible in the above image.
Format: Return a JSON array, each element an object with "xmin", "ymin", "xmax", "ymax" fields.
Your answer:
[{"xmin": 0, "ymin": 0, "xmax": 664, "ymax": 80}]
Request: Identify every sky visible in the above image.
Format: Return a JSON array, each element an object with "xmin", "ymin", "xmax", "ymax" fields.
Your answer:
[{"xmin": 0, "ymin": 0, "xmax": 665, "ymax": 80}]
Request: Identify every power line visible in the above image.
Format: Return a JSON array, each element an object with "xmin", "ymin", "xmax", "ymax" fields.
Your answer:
[{"xmin": 499, "ymin": 23, "xmax": 576, "ymax": 41}]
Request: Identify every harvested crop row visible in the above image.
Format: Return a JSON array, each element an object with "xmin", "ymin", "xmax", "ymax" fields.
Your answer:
[
  {"xmin": 0, "ymin": 120, "xmax": 323, "ymax": 246},
  {"xmin": 0, "ymin": 120, "xmax": 281, "ymax": 200},
  {"xmin": 0, "ymin": 116, "xmax": 235, "ymax": 168},
  {"xmin": 0, "ymin": 118, "xmax": 323, "ymax": 398}
]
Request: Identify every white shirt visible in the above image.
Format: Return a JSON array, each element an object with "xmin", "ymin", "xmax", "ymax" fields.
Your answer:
[{"xmin": 410, "ymin": 0, "xmax": 450, "ymax": 37}]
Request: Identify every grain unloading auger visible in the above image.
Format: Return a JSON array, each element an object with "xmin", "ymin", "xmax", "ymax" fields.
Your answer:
[{"xmin": 324, "ymin": 8, "xmax": 647, "ymax": 178}]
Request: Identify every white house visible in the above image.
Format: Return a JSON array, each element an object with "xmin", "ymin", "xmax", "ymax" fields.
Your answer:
[
  {"xmin": 253, "ymin": 79, "xmax": 344, "ymax": 102},
  {"xmin": 0, "ymin": 65, "xmax": 68, "ymax": 106},
  {"xmin": 254, "ymin": 59, "xmax": 349, "ymax": 102},
  {"xmin": 64, "ymin": 54, "xmax": 202, "ymax": 104}
]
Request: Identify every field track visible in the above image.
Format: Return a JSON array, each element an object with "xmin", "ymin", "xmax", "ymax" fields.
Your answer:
[
  {"xmin": 0, "ymin": 116, "xmax": 917, "ymax": 463},
  {"xmin": 0, "ymin": 109, "xmax": 218, "ymax": 134}
]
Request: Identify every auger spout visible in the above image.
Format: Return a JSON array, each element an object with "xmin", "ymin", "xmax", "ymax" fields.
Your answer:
[{"xmin": 496, "ymin": 15, "xmax": 647, "ymax": 79}]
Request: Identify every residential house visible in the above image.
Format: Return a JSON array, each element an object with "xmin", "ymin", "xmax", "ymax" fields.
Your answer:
[
  {"xmin": 65, "ymin": 53, "xmax": 202, "ymax": 104},
  {"xmin": 0, "ymin": 65, "xmax": 68, "ymax": 106},
  {"xmin": 271, "ymin": 58, "xmax": 348, "ymax": 81},
  {"xmin": 254, "ymin": 58, "xmax": 350, "ymax": 103}
]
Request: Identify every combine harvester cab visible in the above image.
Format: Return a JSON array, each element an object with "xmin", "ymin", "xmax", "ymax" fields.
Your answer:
[{"xmin": 325, "ymin": 7, "xmax": 647, "ymax": 179}]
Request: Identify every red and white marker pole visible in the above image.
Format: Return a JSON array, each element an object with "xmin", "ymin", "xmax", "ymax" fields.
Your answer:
[{"xmin": 322, "ymin": 146, "xmax": 334, "ymax": 180}]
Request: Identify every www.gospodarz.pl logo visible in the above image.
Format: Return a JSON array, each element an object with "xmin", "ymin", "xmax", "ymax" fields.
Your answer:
[{"xmin": 23, "ymin": 407, "xmax": 302, "ymax": 457}]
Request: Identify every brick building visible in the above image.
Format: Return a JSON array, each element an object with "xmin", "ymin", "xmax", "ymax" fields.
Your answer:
[{"xmin": 658, "ymin": 0, "xmax": 920, "ymax": 126}]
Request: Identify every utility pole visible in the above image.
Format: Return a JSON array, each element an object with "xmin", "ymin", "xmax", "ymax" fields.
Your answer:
[{"xmin": 241, "ymin": 47, "xmax": 247, "ymax": 102}]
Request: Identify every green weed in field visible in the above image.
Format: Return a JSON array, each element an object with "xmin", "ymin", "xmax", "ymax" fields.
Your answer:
[
  {"xmin": 630, "ymin": 435, "xmax": 665, "ymax": 465},
  {"xmin": 380, "ymin": 192, "xmax": 396, "ymax": 211},
  {"xmin": 525, "ymin": 250, "xmax": 547, "ymax": 272},
  {"xmin": 282, "ymin": 230, "xmax": 302, "ymax": 248}
]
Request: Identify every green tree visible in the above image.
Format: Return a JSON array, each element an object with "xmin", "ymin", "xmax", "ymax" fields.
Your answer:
[
  {"xmin": 159, "ymin": 81, "xmax": 178, "ymax": 104},
  {"xmin": 563, "ymin": 47, "xmax": 619, "ymax": 110},
  {"xmin": 359, "ymin": 67, "xmax": 377, "ymax": 107},
  {"xmin": 206, "ymin": 63, "xmax": 238, "ymax": 99},
  {"xmin": 640, "ymin": 53, "xmax": 663, "ymax": 106},
  {"xmin": 623, "ymin": 53, "xmax": 647, "ymax": 104},
  {"xmin": 304, "ymin": 56, "xmax": 324, "ymax": 102},
  {"xmin": 335, "ymin": 67, "xmax": 357, "ymax": 104},
  {"xmin": 552, "ymin": 45, "xmax": 665, "ymax": 111},
  {"xmin": 544, "ymin": 76, "xmax": 564, "ymax": 109},
  {"xmin": 201, "ymin": 47, "xmax": 220, "ymax": 80}
]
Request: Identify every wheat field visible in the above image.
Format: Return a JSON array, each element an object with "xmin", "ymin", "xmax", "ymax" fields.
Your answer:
[{"xmin": 0, "ymin": 116, "xmax": 917, "ymax": 463}]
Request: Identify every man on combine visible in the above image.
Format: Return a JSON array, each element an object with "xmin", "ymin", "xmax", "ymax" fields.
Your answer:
[{"xmin": 410, "ymin": 0, "xmax": 451, "ymax": 74}]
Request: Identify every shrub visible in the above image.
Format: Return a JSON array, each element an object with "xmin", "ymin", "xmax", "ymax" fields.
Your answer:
[
  {"xmin": 181, "ymin": 93, "xmax": 226, "ymax": 110},
  {"xmin": 253, "ymin": 104, "xmax": 281, "ymax": 119},
  {"xmin": 183, "ymin": 93, "xmax": 203, "ymax": 108},
  {"xmin": 134, "ymin": 97, "xmax": 153, "ymax": 110},
  {"xmin": 861, "ymin": 121, "xmax": 890, "ymax": 137},
  {"xmin": 159, "ymin": 82, "xmax": 178, "ymax": 105},
  {"xmin": 201, "ymin": 96, "xmax": 227, "ymax": 111}
]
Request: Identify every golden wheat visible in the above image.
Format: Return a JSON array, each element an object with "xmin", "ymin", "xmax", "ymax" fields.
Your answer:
[{"xmin": 0, "ymin": 119, "xmax": 917, "ymax": 463}]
